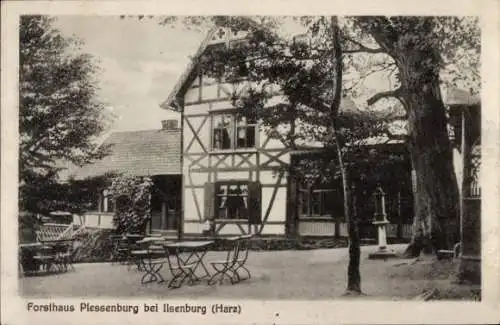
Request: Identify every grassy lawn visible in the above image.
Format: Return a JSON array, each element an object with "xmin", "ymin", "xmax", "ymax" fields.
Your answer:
[{"xmin": 19, "ymin": 244, "xmax": 479, "ymax": 300}]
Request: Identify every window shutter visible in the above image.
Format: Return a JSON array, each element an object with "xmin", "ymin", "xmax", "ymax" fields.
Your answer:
[
  {"xmin": 203, "ymin": 182, "xmax": 215, "ymax": 220},
  {"xmin": 248, "ymin": 181, "xmax": 262, "ymax": 224}
]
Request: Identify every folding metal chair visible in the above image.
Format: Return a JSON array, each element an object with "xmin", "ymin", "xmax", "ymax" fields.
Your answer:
[
  {"xmin": 33, "ymin": 245, "xmax": 56, "ymax": 273},
  {"xmin": 164, "ymin": 247, "xmax": 197, "ymax": 289},
  {"xmin": 208, "ymin": 237, "xmax": 240, "ymax": 285},
  {"xmin": 136, "ymin": 244, "xmax": 168, "ymax": 284},
  {"xmin": 231, "ymin": 234, "xmax": 253, "ymax": 283},
  {"xmin": 54, "ymin": 241, "xmax": 75, "ymax": 272}
]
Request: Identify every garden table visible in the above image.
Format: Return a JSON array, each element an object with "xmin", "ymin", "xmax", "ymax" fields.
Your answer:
[
  {"xmin": 163, "ymin": 240, "xmax": 214, "ymax": 283},
  {"xmin": 20, "ymin": 242, "xmax": 43, "ymax": 249},
  {"xmin": 136, "ymin": 237, "xmax": 168, "ymax": 245}
]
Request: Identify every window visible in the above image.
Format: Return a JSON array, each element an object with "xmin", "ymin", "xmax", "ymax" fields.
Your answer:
[
  {"xmin": 215, "ymin": 182, "xmax": 248, "ymax": 220},
  {"xmin": 212, "ymin": 114, "xmax": 257, "ymax": 150},
  {"xmin": 236, "ymin": 116, "xmax": 256, "ymax": 148},
  {"xmin": 213, "ymin": 114, "xmax": 233, "ymax": 149},
  {"xmin": 298, "ymin": 185, "xmax": 344, "ymax": 218},
  {"xmin": 204, "ymin": 181, "xmax": 262, "ymax": 224}
]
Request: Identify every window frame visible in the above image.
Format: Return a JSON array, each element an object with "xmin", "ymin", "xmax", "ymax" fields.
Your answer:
[
  {"xmin": 214, "ymin": 180, "xmax": 250, "ymax": 221},
  {"xmin": 298, "ymin": 185, "xmax": 344, "ymax": 220},
  {"xmin": 210, "ymin": 112, "xmax": 258, "ymax": 152}
]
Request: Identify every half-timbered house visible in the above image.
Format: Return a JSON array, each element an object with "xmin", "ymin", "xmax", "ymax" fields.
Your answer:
[
  {"xmin": 160, "ymin": 28, "xmax": 415, "ymax": 239},
  {"xmin": 160, "ymin": 29, "xmax": 291, "ymax": 237}
]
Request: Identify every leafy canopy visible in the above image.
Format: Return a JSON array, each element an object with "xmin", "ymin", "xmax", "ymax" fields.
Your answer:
[
  {"xmin": 19, "ymin": 15, "xmax": 111, "ymax": 213},
  {"xmin": 20, "ymin": 15, "xmax": 110, "ymax": 179}
]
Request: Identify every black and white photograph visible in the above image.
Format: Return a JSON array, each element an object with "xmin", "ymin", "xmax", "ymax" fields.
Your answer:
[{"xmin": 2, "ymin": 2, "xmax": 499, "ymax": 324}]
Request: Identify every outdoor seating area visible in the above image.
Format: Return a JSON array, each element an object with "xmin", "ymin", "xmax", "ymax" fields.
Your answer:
[
  {"xmin": 19, "ymin": 240, "xmax": 74, "ymax": 276},
  {"xmin": 111, "ymin": 234, "xmax": 254, "ymax": 289}
]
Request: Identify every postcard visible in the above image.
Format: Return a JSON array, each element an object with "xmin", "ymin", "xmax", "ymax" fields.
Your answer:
[{"xmin": 2, "ymin": 1, "xmax": 499, "ymax": 324}]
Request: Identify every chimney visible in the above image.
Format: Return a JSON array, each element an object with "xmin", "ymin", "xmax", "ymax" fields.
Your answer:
[{"xmin": 161, "ymin": 119, "xmax": 178, "ymax": 131}]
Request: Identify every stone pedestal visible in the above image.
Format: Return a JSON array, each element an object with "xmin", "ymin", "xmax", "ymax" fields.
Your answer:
[
  {"xmin": 368, "ymin": 220, "xmax": 397, "ymax": 259},
  {"xmin": 368, "ymin": 187, "xmax": 397, "ymax": 259}
]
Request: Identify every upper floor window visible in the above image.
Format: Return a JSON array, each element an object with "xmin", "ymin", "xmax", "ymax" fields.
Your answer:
[{"xmin": 212, "ymin": 113, "xmax": 257, "ymax": 150}]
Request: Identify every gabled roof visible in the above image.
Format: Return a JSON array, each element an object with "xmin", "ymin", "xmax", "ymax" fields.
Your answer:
[
  {"xmin": 61, "ymin": 129, "xmax": 181, "ymax": 180},
  {"xmin": 160, "ymin": 27, "xmax": 219, "ymax": 111}
]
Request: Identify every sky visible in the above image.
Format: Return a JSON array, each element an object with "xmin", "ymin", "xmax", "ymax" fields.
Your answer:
[
  {"xmin": 53, "ymin": 16, "xmax": 400, "ymax": 134},
  {"xmin": 54, "ymin": 16, "xmax": 205, "ymax": 132},
  {"xmin": 53, "ymin": 16, "xmax": 314, "ymax": 134}
]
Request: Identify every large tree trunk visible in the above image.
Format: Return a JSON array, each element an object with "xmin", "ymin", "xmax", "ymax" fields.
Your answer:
[
  {"xmin": 397, "ymin": 50, "xmax": 461, "ymax": 257},
  {"xmin": 335, "ymin": 143, "xmax": 361, "ymax": 294},
  {"xmin": 345, "ymin": 178, "xmax": 361, "ymax": 293},
  {"xmin": 357, "ymin": 17, "xmax": 462, "ymax": 257}
]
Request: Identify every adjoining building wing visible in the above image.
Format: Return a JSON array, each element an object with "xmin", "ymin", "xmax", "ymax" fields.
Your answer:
[{"xmin": 64, "ymin": 122, "xmax": 181, "ymax": 180}]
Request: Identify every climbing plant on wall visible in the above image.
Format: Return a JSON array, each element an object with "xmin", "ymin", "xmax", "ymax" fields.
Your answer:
[{"xmin": 108, "ymin": 175, "xmax": 153, "ymax": 234}]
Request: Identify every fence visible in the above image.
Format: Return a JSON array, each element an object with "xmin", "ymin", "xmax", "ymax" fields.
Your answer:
[
  {"xmin": 35, "ymin": 223, "xmax": 85, "ymax": 241},
  {"xmin": 298, "ymin": 221, "xmax": 412, "ymax": 239}
]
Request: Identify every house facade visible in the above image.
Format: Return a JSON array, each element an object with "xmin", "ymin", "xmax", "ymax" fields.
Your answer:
[{"xmin": 160, "ymin": 28, "xmax": 415, "ymax": 239}]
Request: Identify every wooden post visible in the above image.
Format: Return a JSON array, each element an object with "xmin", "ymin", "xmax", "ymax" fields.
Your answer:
[
  {"xmin": 286, "ymin": 175, "xmax": 298, "ymax": 238},
  {"xmin": 161, "ymin": 202, "xmax": 167, "ymax": 230},
  {"xmin": 397, "ymin": 191, "xmax": 402, "ymax": 239},
  {"xmin": 460, "ymin": 108, "xmax": 466, "ymax": 243}
]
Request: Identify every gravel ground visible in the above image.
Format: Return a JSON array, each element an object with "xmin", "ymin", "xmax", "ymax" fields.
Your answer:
[{"xmin": 19, "ymin": 244, "xmax": 479, "ymax": 300}]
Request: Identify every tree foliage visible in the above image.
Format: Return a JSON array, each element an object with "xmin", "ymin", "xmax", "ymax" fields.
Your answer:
[
  {"xmin": 19, "ymin": 16, "xmax": 109, "ymax": 180},
  {"xmin": 108, "ymin": 175, "xmax": 153, "ymax": 234},
  {"xmin": 19, "ymin": 171, "xmax": 111, "ymax": 215},
  {"xmin": 19, "ymin": 15, "xmax": 110, "ymax": 213}
]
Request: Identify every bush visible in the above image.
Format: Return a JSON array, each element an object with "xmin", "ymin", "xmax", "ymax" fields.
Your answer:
[{"xmin": 72, "ymin": 228, "xmax": 115, "ymax": 263}]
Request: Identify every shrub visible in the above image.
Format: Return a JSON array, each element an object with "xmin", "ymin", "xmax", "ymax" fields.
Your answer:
[{"xmin": 108, "ymin": 176, "xmax": 153, "ymax": 234}]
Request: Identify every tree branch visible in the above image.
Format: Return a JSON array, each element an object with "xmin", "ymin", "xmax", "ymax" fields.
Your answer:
[
  {"xmin": 381, "ymin": 129, "xmax": 407, "ymax": 141},
  {"xmin": 330, "ymin": 16, "xmax": 343, "ymax": 119},
  {"xmin": 343, "ymin": 36, "xmax": 385, "ymax": 54},
  {"xmin": 355, "ymin": 17, "xmax": 399, "ymax": 58},
  {"xmin": 366, "ymin": 87, "xmax": 402, "ymax": 106}
]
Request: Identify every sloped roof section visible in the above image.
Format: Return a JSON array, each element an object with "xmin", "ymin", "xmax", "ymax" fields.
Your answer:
[
  {"xmin": 160, "ymin": 27, "xmax": 219, "ymax": 111},
  {"xmin": 64, "ymin": 129, "xmax": 181, "ymax": 180}
]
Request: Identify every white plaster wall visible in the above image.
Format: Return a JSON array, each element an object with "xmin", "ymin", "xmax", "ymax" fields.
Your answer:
[
  {"xmin": 259, "ymin": 224, "xmax": 285, "ymax": 235},
  {"xmin": 453, "ymin": 148, "xmax": 463, "ymax": 193},
  {"xmin": 183, "ymin": 222, "xmax": 205, "ymax": 234}
]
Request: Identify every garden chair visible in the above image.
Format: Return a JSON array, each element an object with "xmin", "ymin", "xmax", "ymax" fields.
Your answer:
[
  {"xmin": 109, "ymin": 235, "xmax": 126, "ymax": 264},
  {"xmin": 208, "ymin": 235, "xmax": 253, "ymax": 285},
  {"xmin": 53, "ymin": 241, "xmax": 75, "ymax": 272},
  {"xmin": 231, "ymin": 234, "xmax": 253, "ymax": 283},
  {"xmin": 33, "ymin": 244, "xmax": 56, "ymax": 273},
  {"xmin": 133, "ymin": 243, "xmax": 169, "ymax": 284},
  {"xmin": 112, "ymin": 235, "xmax": 143, "ymax": 270},
  {"xmin": 164, "ymin": 246, "xmax": 197, "ymax": 289}
]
